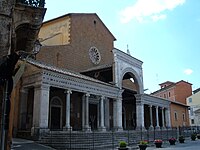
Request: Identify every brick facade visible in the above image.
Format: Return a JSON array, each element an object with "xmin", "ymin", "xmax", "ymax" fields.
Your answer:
[
  {"xmin": 152, "ymin": 80, "xmax": 192, "ymax": 127},
  {"xmin": 37, "ymin": 13, "xmax": 115, "ymax": 72}
]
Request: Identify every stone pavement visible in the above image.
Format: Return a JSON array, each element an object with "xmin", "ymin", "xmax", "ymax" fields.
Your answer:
[
  {"xmin": 11, "ymin": 138, "xmax": 55, "ymax": 150},
  {"xmin": 11, "ymin": 137, "xmax": 200, "ymax": 150},
  {"xmin": 146, "ymin": 138, "xmax": 200, "ymax": 150}
]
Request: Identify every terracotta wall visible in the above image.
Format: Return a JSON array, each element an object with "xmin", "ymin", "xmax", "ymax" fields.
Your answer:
[{"xmin": 170, "ymin": 103, "xmax": 189, "ymax": 127}]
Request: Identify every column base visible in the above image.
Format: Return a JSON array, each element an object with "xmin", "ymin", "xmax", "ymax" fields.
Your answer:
[
  {"xmin": 31, "ymin": 127, "xmax": 49, "ymax": 138},
  {"xmin": 149, "ymin": 126, "xmax": 154, "ymax": 131},
  {"xmin": 98, "ymin": 126, "xmax": 106, "ymax": 132},
  {"xmin": 83, "ymin": 126, "xmax": 91, "ymax": 132},
  {"xmin": 113, "ymin": 126, "xmax": 123, "ymax": 132},
  {"xmin": 136, "ymin": 126, "xmax": 146, "ymax": 131},
  {"xmin": 155, "ymin": 126, "xmax": 160, "ymax": 130},
  {"xmin": 161, "ymin": 126, "xmax": 166, "ymax": 130},
  {"xmin": 63, "ymin": 126, "xmax": 72, "ymax": 131}
]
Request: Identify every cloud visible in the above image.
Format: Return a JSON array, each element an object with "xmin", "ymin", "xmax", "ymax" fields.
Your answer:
[
  {"xmin": 184, "ymin": 69, "xmax": 193, "ymax": 75},
  {"xmin": 120, "ymin": 0, "xmax": 185, "ymax": 23}
]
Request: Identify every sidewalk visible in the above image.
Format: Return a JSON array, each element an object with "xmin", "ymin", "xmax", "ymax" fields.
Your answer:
[{"xmin": 11, "ymin": 138, "xmax": 55, "ymax": 150}]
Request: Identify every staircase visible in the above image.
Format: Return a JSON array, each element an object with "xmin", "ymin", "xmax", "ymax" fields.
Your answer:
[{"xmin": 38, "ymin": 130, "xmax": 139, "ymax": 150}]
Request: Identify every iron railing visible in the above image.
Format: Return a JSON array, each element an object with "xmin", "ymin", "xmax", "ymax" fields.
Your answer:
[{"xmin": 16, "ymin": 0, "xmax": 45, "ymax": 7}]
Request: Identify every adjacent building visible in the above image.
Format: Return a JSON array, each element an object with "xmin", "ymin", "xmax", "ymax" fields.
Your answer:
[
  {"xmin": 187, "ymin": 88, "xmax": 200, "ymax": 129},
  {"xmin": 152, "ymin": 80, "xmax": 192, "ymax": 127}
]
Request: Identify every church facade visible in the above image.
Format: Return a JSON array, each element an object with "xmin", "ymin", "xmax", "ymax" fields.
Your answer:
[{"xmin": 13, "ymin": 13, "xmax": 171, "ymax": 137}]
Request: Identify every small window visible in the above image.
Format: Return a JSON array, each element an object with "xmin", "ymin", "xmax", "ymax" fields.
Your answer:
[
  {"xmin": 164, "ymin": 94, "xmax": 166, "ymax": 98},
  {"xmin": 191, "ymin": 119, "xmax": 194, "ymax": 124},
  {"xmin": 169, "ymin": 92, "xmax": 171, "ymax": 97},
  {"xmin": 174, "ymin": 112, "xmax": 178, "ymax": 121},
  {"xmin": 189, "ymin": 98, "xmax": 192, "ymax": 103},
  {"xmin": 183, "ymin": 113, "xmax": 185, "ymax": 121}
]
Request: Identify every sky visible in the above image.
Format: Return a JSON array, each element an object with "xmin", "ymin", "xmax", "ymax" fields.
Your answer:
[{"xmin": 44, "ymin": 0, "xmax": 200, "ymax": 93}]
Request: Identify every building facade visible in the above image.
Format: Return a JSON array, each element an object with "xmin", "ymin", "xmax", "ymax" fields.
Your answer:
[
  {"xmin": 187, "ymin": 88, "xmax": 200, "ymax": 128},
  {"xmin": 152, "ymin": 80, "xmax": 191, "ymax": 127},
  {"xmin": 12, "ymin": 13, "xmax": 171, "ymax": 138}
]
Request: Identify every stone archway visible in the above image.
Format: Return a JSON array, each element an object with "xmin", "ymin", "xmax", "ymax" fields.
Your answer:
[
  {"xmin": 50, "ymin": 97, "xmax": 63, "ymax": 130},
  {"xmin": 120, "ymin": 67, "xmax": 143, "ymax": 94}
]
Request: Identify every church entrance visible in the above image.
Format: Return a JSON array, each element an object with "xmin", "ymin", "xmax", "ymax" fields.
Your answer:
[
  {"xmin": 50, "ymin": 97, "xmax": 63, "ymax": 130},
  {"xmin": 89, "ymin": 104, "xmax": 98, "ymax": 130}
]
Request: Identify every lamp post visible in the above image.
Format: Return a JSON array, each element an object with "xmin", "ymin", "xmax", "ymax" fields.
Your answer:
[{"xmin": 32, "ymin": 40, "xmax": 42, "ymax": 59}]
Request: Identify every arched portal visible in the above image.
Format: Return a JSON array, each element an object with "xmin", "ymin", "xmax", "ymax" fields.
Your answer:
[
  {"xmin": 50, "ymin": 97, "xmax": 63, "ymax": 130},
  {"xmin": 121, "ymin": 71, "xmax": 140, "ymax": 130}
]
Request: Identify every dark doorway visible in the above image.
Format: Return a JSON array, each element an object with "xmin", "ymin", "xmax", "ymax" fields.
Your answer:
[
  {"xmin": 89, "ymin": 104, "xmax": 97, "ymax": 130},
  {"xmin": 50, "ymin": 107, "xmax": 61, "ymax": 130}
]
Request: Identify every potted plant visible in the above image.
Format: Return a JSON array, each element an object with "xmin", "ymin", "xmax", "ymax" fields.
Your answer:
[
  {"xmin": 154, "ymin": 139, "xmax": 162, "ymax": 148},
  {"xmin": 118, "ymin": 141, "xmax": 128, "ymax": 150},
  {"xmin": 191, "ymin": 133, "xmax": 196, "ymax": 141},
  {"xmin": 197, "ymin": 134, "xmax": 200, "ymax": 139},
  {"xmin": 138, "ymin": 140, "xmax": 148, "ymax": 150},
  {"xmin": 179, "ymin": 135, "xmax": 185, "ymax": 143},
  {"xmin": 168, "ymin": 137, "xmax": 176, "ymax": 145}
]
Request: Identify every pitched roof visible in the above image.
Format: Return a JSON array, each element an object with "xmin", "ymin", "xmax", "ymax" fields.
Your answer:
[{"xmin": 42, "ymin": 13, "xmax": 116, "ymax": 41}]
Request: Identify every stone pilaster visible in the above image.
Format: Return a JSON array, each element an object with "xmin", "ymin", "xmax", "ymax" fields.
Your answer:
[
  {"xmin": 113, "ymin": 98, "xmax": 123, "ymax": 131},
  {"xmin": 31, "ymin": 84, "xmax": 50, "ymax": 136},
  {"xmin": 135, "ymin": 94, "xmax": 145, "ymax": 130},
  {"xmin": 165, "ymin": 108, "xmax": 171, "ymax": 128}
]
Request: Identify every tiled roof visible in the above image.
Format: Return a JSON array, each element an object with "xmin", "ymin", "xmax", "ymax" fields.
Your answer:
[
  {"xmin": 81, "ymin": 64, "xmax": 113, "ymax": 72},
  {"xmin": 26, "ymin": 58, "xmax": 116, "ymax": 87}
]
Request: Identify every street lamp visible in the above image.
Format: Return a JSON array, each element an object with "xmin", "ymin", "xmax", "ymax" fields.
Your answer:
[{"xmin": 32, "ymin": 39, "xmax": 42, "ymax": 59}]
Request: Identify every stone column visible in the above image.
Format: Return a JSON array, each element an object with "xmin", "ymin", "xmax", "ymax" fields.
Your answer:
[
  {"xmin": 99, "ymin": 96, "xmax": 106, "ymax": 131},
  {"xmin": 155, "ymin": 106, "xmax": 160, "ymax": 130},
  {"xmin": 64, "ymin": 89, "xmax": 72, "ymax": 131},
  {"xmin": 113, "ymin": 98, "xmax": 123, "ymax": 131},
  {"xmin": 84, "ymin": 93, "xmax": 91, "ymax": 131},
  {"xmin": 149, "ymin": 105, "xmax": 154, "ymax": 130},
  {"xmin": 19, "ymin": 88, "xmax": 28, "ymax": 129},
  {"xmin": 162, "ymin": 107, "xmax": 166, "ymax": 129},
  {"xmin": 31, "ymin": 84, "xmax": 50, "ymax": 136},
  {"xmin": 104, "ymin": 98, "xmax": 110, "ymax": 129}
]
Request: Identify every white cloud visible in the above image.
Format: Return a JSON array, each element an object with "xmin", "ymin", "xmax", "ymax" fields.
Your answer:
[
  {"xmin": 184, "ymin": 69, "xmax": 193, "ymax": 75},
  {"xmin": 151, "ymin": 14, "xmax": 167, "ymax": 22},
  {"xmin": 120, "ymin": 0, "xmax": 185, "ymax": 23}
]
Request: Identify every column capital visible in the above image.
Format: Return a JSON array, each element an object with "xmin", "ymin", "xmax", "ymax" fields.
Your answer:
[
  {"xmin": 34, "ymin": 84, "xmax": 50, "ymax": 91},
  {"xmin": 20, "ymin": 87, "xmax": 28, "ymax": 93},
  {"xmin": 85, "ymin": 93, "xmax": 90, "ymax": 97},
  {"xmin": 64, "ymin": 89, "xmax": 72, "ymax": 94},
  {"xmin": 101, "ymin": 95, "xmax": 105, "ymax": 100}
]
